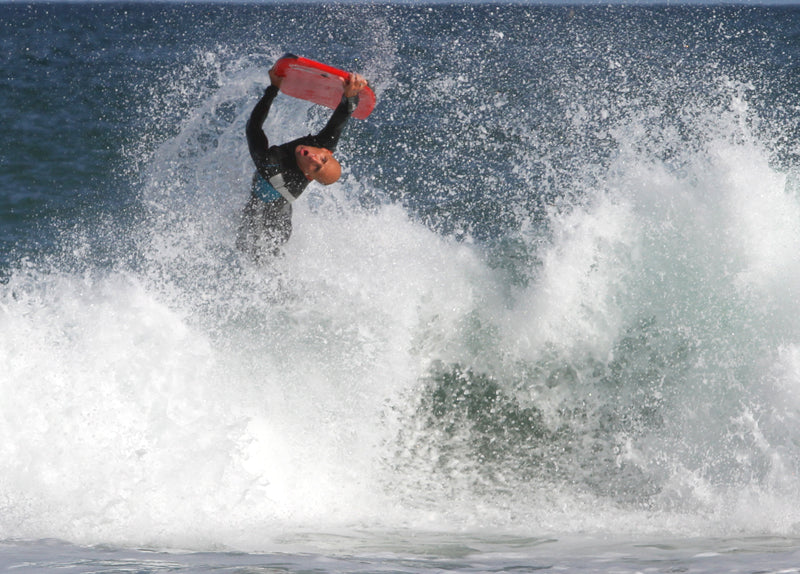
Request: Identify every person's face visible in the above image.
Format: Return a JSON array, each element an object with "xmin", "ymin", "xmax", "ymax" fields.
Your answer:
[{"xmin": 295, "ymin": 145, "xmax": 340, "ymax": 184}]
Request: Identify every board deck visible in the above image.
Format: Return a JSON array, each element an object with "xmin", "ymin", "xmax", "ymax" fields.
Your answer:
[{"xmin": 272, "ymin": 54, "xmax": 376, "ymax": 120}]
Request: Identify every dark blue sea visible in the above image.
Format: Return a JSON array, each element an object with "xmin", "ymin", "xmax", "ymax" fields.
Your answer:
[{"xmin": 3, "ymin": 1, "xmax": 800, "ymax": 571}]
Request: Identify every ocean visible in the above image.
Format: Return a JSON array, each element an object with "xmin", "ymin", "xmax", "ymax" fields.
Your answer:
[{"xmin": 3, "ymin": 1, "xmax": 800, "ymax": 572}]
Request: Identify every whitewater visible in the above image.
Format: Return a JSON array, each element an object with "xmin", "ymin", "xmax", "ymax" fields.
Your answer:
[{"xmin": 3, "ymin": 2, "xmax": 800, "ymax": 571}]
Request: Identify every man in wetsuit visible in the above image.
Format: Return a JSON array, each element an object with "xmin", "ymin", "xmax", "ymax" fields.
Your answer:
[{"xmin": 236, "ymin": 63, "xmax": 368, "ymax": 260}]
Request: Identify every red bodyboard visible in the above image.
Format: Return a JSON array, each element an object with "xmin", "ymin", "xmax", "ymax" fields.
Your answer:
[{"xmin": 272, "ymin": 55, "xmax": 376, "ymax": 120}]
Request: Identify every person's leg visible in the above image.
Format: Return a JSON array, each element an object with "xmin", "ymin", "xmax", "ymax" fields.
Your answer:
[{"xmin": 236, "ymin": 195, "xmax": 293, "ymax": 261}]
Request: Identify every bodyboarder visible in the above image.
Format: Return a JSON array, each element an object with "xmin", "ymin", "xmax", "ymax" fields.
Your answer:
[{"xmin": 236, "ymin": 63, "xmax": 368, "ymax": 260}]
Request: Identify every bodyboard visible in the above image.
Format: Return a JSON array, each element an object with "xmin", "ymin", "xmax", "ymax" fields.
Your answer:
[{"xmin": 272, "ymin": 54, "xmax": 376, "ymax": 120}]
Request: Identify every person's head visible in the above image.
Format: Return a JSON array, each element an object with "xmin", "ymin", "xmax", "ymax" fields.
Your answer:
[{"xmin": 295, "ymin": 145, "xmax": 341, "ymax": 185}]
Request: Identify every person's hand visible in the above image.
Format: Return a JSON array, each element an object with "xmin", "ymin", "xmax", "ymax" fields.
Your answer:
[
  {"xmin": 269, "ymin": 66, "xmax": 283, "ymax": 89},
  {"xmin": 344, "ymin": 73, "xmax": 367, "ymax": 98}
]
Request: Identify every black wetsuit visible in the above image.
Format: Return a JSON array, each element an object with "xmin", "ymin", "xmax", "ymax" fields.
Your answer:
[{"xmin": 236, "ymin": 84, "xmax": 358, "ymax": 259}]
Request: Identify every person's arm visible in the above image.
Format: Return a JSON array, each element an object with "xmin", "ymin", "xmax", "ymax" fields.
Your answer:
[
  {"xmin": 315, "ymin": 73, "xmax": 367, "ymax": 151},
  {"xmin": 246, "ymin": 67, "xmax": 283, "ymax": 166}
]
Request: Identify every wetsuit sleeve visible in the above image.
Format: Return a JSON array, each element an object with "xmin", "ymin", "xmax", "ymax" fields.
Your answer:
[
  {"xmin": 246, "ymin": 85, "xmax": 280, "ymax": 169},
  {"xmin": 314, "ymin": 94, "xmax": 359, "ymax": 151}
]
